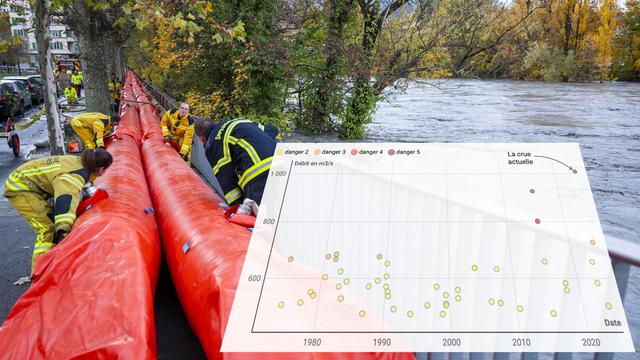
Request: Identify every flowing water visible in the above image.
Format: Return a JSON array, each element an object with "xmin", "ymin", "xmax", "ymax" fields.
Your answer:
[{"xmin": 367, "ymin": 79, "xmax": 640, "ymax": 354}]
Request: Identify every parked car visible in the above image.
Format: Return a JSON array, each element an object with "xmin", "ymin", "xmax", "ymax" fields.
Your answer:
[
  {"xmin": 4, "ymin": 76, "xmax": 43, "ymax": 104},
  {"xmin": 0, "ymin": 82, "xmax": 20, "ymax": 119},
  {"xmin": 0, "ymin": 80, "xmax": 31, "ymax": 114}
]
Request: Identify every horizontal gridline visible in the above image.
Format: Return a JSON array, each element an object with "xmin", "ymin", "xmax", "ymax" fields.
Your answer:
[
  {"xmin": 249, "ymin": 331, "xmax": 626, "ymax": 334},
  {"xmin": 264, "ymin": 277, "xmax": 613, "ymax": 280},
  {"xmin": 277, "ymin": 220, "xmax": 601, "ymax": 223},
  {"xmin": 283, "ymin": 172, "xmax": 582, "ymax": 176}
]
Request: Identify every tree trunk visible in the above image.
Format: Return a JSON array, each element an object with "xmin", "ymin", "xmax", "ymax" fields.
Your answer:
[
  {"xmin": 35, "ymin": 0, "xmax": 65, "ymax": 155},
  {"xmin": 69, "ymin": 1, "xmax": 110, "ymax": 114},
  {"xmin": 310, "ymin": 0, "xmax": 352, "ymax": 133},
  {"xmin": 341, "ymin": 2, "xmax": 382, "ymax": 139}
]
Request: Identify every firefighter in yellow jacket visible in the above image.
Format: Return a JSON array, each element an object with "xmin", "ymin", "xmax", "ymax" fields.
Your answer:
[
  {"xmin": 71, "ymin": 112, "xmax": 121, "ymax": 150},
  {"xmin": 64, "ymin": 86, "xmax": 77, "ymax": 104},
  {"xmin": 108, "ymin": 73, "xmax": 121, "ymax": 111},
  {"xmin": 160, "ymin": 102, "xmax": 194, "ymax": 162},
  {"xmin": 4, "ymin": 149, "xmax": 113, "ymax": 272}
]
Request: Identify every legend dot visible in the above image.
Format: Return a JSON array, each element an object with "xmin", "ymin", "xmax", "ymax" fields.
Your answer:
[
  {"xmin": 351, "ymin": 149, "xmax": 358, "ymax": 155},
  {"xmin": 313, "ymin": 149, "xmax": 321, "ymax": 156},
  {"xmin": 388, "ymin": 149, "xmax": 395, "ymax": 156}
]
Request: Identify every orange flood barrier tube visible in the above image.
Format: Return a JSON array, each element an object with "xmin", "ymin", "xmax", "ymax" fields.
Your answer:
[
  {"xmin": 130, "ymin": 71, "xmax": 415, "ymax": 360},
  {"xmin": 0, "ymin": 73, "xmax": 161, "ymax": 359}
]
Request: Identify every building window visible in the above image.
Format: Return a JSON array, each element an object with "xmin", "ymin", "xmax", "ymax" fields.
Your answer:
[
  {"xmin": 51, "ymin": 30, "xmax": 64, "ymax": 38},
  {"xmin": 31, "ymin": 43, "xmax": 36, "ymax": 50},
  {"xmin": 10, "ymin": 17, "xmax": 25, "ymax": 25},
  {"xmin": 10, "ymin": 5, "xmax": 23, "ymax": 13},
  {"xmin": 13, "ymin": 29, "xmax": 26, "ymax": 37},
  {"xmin": 51, "ymin": 42, "xmax": 64, "ymax": 50}
]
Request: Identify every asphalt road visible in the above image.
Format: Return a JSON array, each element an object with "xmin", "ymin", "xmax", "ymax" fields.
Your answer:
[{"xmin": 0, "ymin": 106, "xmax": 205, "ymax": 359}]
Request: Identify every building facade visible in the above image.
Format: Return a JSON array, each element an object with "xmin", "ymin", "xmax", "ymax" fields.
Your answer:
[{"xmin": 4, "ymin": 1, "xmax": 78, "ymax": 67}]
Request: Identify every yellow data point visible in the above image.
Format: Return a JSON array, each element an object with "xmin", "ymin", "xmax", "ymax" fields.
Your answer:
[
  {"xmin": 407, "ymin": 310, "xmax": 414, "ymax": 318},
  {"xmin": 434, "ymin": 283, "xmax": 440, "ymax": 290},
  {"xmin": 297, "ymin": 299, "xmax": 304, "ymax": 306},
  {"xmin": 455, "ymin": 295, "xmax": 461, "ymax": 302},
  {"xmin": 338, "ymin": 295, "xmax": 344, "ymax": 302},
  {"xmin": 337, "ymin": 268, "xmax": 344, "ymax": 275},
  {"xmin": 489, "ymin": 298, "xmax": 495, "ymax": 305},
  {"xmin": 443, "ymin": 301, "xmax": 449, "ymax": 309},
  {"xmin": 594, "ymin": 280, "xmax": 601, "ymax": 287},
  {"xmin": 606, "ymin": 303, "xmax": 612, "ymax": 310},
  {"xmin": 359, "ymin": 310, "xmax": 366, "ymax": 317},
  {"xmin": 366, "ymin": 283, "xmax": 372, "ymax": 289},
  {"xmin": 517, "ymin": 305, "xmax": 524, "ymax": 312},
  {"xmin": 440, "ymin": 311, "xmax": 446, "ymax": 318},
  {"xmin": 472, "ymin": 265, "xmax": 478, "ymax": 271},
  {"xmin": 322, "ymin": 274, "xmax": 329, "ymax": 280},
  {"xmin": 551, "ymin": 310, "xmax": 557, "ymax": 317},
  {"xmin": 278, "ymin": 301, "xmax": 285, "ymax": 308},
  {"xmin": 391, "ymin": 305, "xmax": 397, "ymax": 313},
  {"xmin": 424, "ymin": 302, "xmax": 431, "ymax": 309},
  {"xmin": 498, "ymin": 299, "xmax": 504, "ymax": 307}
]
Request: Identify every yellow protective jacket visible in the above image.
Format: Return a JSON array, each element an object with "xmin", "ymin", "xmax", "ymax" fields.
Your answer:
[
  {"xmin": 71, "ymin": 112, "xmax": 112, "ymax": 148},
  {"xmin": 64, "ymin": 87, "xmax": 77, "ymax": 100},
  {"xmin": 160, "ymin": 108, "xmax": 194, "ymax": 157},
  {"xmin": 4, "ymin": 156, "xmax": 89, "ymax": 234},
  {"xmin": 108, "ymin": 78, "xmax": 121, "ymax": 100},
  {"xmin": 71, "ymin": 74, "xmax": 82, "ymax": 85}
]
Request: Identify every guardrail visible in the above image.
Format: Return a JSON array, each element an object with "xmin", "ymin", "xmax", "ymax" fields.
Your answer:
[{"xmin": 130, "ymin": 68, "xmax": 639, "ymax": 359}]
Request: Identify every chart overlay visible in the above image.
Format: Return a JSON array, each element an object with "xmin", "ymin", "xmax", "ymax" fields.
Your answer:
[{"xmin": 221, "ymin": 143, "xmax": 634, "ymax": 352}]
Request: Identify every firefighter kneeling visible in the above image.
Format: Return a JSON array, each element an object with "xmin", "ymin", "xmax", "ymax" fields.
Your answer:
[
  {"xmin": 71, "ymin": 112, "xmax": 120, "ymax": 150},
  {"xmin": 4, "ymin": 149, "xmax": 113, "ymax": 274},
  {"xmin": 160, "ymin": 102, "xmax": 194, "ymax": 162},
  {"xmin": 64, "ymin": 86, "xmax": 78, "ymax": 105}
]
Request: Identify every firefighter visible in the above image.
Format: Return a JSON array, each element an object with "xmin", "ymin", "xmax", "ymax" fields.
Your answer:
[
  {"xmin": 71, "ymin": 70, "xmax": 83, "ymax": 97},
  {"xmin": 160, "ymin": 102, "xmax": 194, "ymax": 162},
  {"xmin": 107, "ymin": 73, "xmax": 121, "ymax": 112},
  {"xmin": 194, "ymin": 117, "xmax": 278, "ymax": 205},
  {"xmin": 64, "ymin": 86, "xmax": 77, "ymax": 104},
  {"xmin": 71, "ymin": 112, "xmax": 121, "ymax": 150},
  {"xmin": 3, "ymin": 149, "xmax": 113, "ymax": 272}
]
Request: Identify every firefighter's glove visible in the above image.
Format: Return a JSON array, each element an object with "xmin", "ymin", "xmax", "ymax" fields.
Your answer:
[{"xmin": 54, "ymin": 230, "xmax": 68, "ymax": 244}]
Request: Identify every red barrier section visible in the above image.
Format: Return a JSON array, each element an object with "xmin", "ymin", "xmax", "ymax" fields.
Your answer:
[
  {"xmin": 0, "ymin": 73, "xmax": 161, "ymax": 359},
  {"xmin": 130, "ymin": 72, "xmax": 415, "ymax": 360}
]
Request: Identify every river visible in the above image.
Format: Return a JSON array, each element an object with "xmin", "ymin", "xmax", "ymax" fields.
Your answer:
[{"xmin": 366, "ymin": 79, "xmax": 639, "ymax": 354}]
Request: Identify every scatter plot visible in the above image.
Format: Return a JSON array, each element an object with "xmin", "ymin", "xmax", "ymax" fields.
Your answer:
[{"xmin": 223, "ymin": 143, "xmax": 633, "ymax": 353}]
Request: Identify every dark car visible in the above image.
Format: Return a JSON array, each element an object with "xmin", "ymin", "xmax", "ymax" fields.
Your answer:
[
  {"xmin": 0, "ymin": 82, "xmax": 20, "ymax": 119},
  {"xmin": 4, "ymin": 76, "xmax": 43, "ymax": 104}
]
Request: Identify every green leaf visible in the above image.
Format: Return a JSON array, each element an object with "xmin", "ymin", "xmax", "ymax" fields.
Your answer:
[
  {"xmin": 212, "ymin": 33, "xmax": 223, "ymax": 44},
  {"xmin": 135, "ymin": 19, "xmax": 146, "ymax": 30}
]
